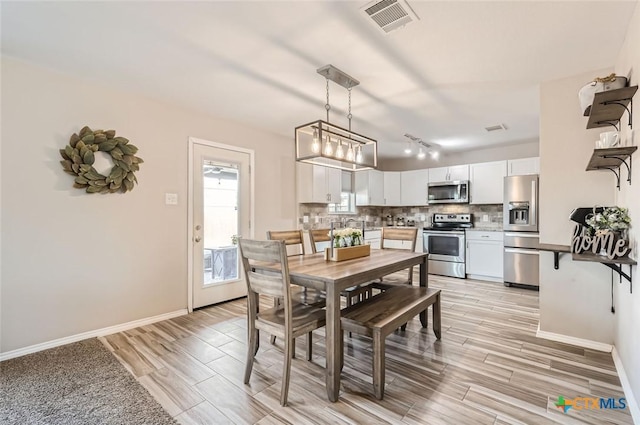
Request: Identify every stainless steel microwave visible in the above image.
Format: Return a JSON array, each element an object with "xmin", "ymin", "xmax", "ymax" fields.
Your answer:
[{"xmin": 427, "ymin": 181, "xmax": 469, "ymax": 204}]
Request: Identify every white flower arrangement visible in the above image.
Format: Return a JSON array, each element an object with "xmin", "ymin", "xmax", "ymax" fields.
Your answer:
[
  {"xmin": 585, "ymin": 206, "xmax": 631, "ymax": 236},
  {"xmin": 328, "ymin": 227, "xmax": 363, "ymax": 247}
]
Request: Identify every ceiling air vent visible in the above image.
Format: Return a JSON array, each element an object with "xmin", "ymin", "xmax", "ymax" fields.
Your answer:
[
  {"xmin": 361, "ymin": 0, "xmax": 419, "ymax": 34},
  {"xmin": 485, "ymin": 124, "xmax": 508, "ymax": 132}
]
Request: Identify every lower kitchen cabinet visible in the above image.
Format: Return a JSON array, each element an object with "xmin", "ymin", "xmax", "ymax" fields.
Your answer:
[
  {"xmin": 466, "ymin": 230, "xmax": 503, "ymax": 282},
  {"xmin": 364, "ymin": 230, "xmax": 381, "ymax": 249}
]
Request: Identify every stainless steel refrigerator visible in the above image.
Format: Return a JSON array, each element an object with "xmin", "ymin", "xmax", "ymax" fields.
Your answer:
[{"xmin": 503, "ymin": 174, "xmax": 539, "ymax": 288}]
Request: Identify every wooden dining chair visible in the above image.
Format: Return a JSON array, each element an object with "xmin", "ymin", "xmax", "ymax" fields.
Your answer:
[
  {"xmin": 267, "ymin": 230, "xmax": 324, "ymax": 347},
  {"xmin": 370, "ymin": 227, "xmax": 419, "ymax": 331},
  {"xmin": 267, "ymin": 229, "xmax": 324, "ymax": 306},
  {"xmin": 372, "ymin": 227, "xmax": 419, "ymax": 290},
  {"xmin": 238, "ymin": 238, "xmax": 326, "ymax": 406}
]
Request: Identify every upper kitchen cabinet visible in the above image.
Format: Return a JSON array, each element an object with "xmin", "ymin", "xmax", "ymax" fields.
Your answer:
[
  {"xmin": 429, "ymin": 165, "xmax": 469, "ymax": 182},
  {"xmin": 383, "ymin": 172, "xmax": 401, "ymax": 206},
  {"xmin": 400, "ymin": 169, "xmax": 429, "ymax": 206},
  {"xmin": 469, "ymin": 161, "xmax": 507, "ymax": 204},
  {"xmin": 355, "ymin": 169, "xmax": 384, "ymax": 206},
  {"xmin": 507, "ymin": 157, "xmax": 539, "ymax": 176},
  {"xmin": 297, "ymin": 163, "xmax": 342, "ymax": 204}
]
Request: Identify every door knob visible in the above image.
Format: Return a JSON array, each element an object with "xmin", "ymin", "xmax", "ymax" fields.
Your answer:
[{"xmin": 194, "ymin": 236, "xmax": 202, "ymax": 243}]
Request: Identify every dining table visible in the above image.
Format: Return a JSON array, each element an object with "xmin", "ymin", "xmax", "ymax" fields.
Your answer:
[{"xmin": 251, "ymin": 248, "xmax": 428, "ymax": 402}]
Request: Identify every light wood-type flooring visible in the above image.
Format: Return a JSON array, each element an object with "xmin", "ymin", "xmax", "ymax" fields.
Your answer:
[{"xmin": 100, "ymin": 274, "xmax": 633, "ymax": 424}]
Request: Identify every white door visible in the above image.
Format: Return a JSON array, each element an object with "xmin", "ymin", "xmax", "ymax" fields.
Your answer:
[{"xmin": 190, "ymin": 139, "xmax": 253, "ymax": 309}]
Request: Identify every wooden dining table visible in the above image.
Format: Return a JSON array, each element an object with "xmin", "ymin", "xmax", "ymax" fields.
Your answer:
[{"xmin": 252, "ymin": 249, "xmax": 428, "ymax": 402}]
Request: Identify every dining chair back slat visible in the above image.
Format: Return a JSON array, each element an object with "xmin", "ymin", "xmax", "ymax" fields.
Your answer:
[
  {"xmin": 239, "ymin": 239, "xmax": 290, "ymax": 299},
  {"xmin": 267, "ymin": 230, "xmax": 306, "ymax": 256},
  {"xmin": 309, "ymin": 229, "xmax": 331, "ymax": 254},
  {"xmin": 381, "ymin": 227, "xmax": 418, "ymax": 250}
]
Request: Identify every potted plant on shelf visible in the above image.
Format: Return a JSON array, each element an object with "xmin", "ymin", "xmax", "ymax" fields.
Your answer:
[{"xmin": 585, "ymin": 206, "xmax": 631, "ymax": 258}]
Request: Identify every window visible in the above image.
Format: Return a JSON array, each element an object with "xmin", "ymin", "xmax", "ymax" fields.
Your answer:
[
  {"xmin": 328, "ymin": 192, "xmax": 355, "ymax": 213},
  {"xmin": 328, "ymin": 171, "xmax": 356, "ymax": 214}
]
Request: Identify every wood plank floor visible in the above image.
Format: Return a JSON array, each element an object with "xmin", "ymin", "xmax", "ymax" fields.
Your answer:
[{"xmin": 100, "ymin": 274, "xmax": 633, "ymax": 424}]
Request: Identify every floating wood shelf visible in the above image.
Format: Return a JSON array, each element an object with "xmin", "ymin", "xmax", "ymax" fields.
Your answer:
[
  {"xmin": 539, "ymin": 244, "xmax": 571, "ymax": 270},
  {"xmin": 586, "ymin": 86, "xmax": 637, "ymax": 130},
  {"xmin": 585, "ymin": 146, "xmax": 637, "ymax": 189},
  {"xmin": 572, "ymin": 252, "xmax": 636, "ymax": 293}
]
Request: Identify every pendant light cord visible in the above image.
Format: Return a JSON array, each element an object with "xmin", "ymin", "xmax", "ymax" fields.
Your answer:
[{"xmin": 348, "ymin": 87, "xmax": 353, "ymax": 132}]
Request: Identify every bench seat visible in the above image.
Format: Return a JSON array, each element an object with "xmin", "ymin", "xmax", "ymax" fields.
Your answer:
[{"xmin": 341, "ymin": 286, "xmax": 441, "ymax": 399}]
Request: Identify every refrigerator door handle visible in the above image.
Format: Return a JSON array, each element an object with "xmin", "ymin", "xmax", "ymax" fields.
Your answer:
[
  {"xmin": 505, "ymin": 248, "xmax": 540, "ymax": 255},
  {"xmin": 530, "ymin": 179, "xmax": 537, "ymax": 227}
]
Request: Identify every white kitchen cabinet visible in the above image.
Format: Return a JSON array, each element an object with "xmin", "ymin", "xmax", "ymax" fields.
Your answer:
[
  {"xmin": 466, "ymin": 230, "xmax": 504, "ymax": 282},
  {"xmin": 416, "ymin": 231, "xmax": 423, "ymax": 253},
  {"xmin": 383, "ymin": 171, "xmax": 402, "ymax": 206},
  {"xmin": 429, "ymin": 165, "xmax": 469, "ymax": 182},
  {"xmin": 355, "ymin": 169, "xmax": 384, "ymax": 206},
  {"xmin": 400, "ymin": 169, "xmax": 429, "ymax": 206},
  {"xmin": 297, "ymin": 163, "xmax": 342, "ymax": 203},
  {"xmin": 364, "ymin": 229, "xmax": 381, "ymax": 249},
  {"xmin": 469, "ymin": 160, "xmax": 507, "ymax": 204},
  {"xmin": 508, "ymin": 157, "xmax": 539, "ymax": 176}
]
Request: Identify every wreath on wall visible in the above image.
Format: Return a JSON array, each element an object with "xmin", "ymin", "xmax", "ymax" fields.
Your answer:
[{"xmin": 59, "ymin": 126, "xmax": 143, "ymax": 193}]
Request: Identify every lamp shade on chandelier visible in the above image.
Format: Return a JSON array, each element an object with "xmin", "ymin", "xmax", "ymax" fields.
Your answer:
[{"xmin": 295, "ymin": 65, "xmax": 377, "ymax": 171}]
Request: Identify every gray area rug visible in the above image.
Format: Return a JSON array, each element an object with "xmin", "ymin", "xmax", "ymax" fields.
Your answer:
[{"xmin": 0, "ymin": 338, "xmax": 177, "ymax": 425}]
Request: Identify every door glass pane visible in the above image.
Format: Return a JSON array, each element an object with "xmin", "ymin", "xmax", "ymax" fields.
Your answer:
[
  {"xmin": 203, "ymin": 161, "xmax": 239, "ymax": 285},
  {"xmin": 428, "ymin": 235, "xmax": 460, "ymax": 256}
]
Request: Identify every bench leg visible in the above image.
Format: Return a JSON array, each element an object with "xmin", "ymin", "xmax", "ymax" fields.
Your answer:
[
  {"xmin": 372, "ymin": 329, "xmax": 386, "ymax": 400},
  {"xmin": 433, "ymin": 293, "xmax": 441, "ymax": 340},
  {"xmin": 306, "ymin": 331, "xmax": 313, "ymax": 361}
]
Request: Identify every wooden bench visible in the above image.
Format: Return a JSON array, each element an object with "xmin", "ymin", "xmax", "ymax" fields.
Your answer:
[{"xmin": 340, "ymin": 286, "xmax": 441, "ymax": 399}]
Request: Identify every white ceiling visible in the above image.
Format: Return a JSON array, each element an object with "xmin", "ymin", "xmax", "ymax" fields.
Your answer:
[{"xmin": 1, "ymin": 1, "xmax": 637, "ymax": 159}]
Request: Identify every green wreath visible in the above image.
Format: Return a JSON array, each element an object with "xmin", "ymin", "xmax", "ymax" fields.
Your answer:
[{"xmin": 59, "ymin": 126, "xmax": 143, "ymax": 193}]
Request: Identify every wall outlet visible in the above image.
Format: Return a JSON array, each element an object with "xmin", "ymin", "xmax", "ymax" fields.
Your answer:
[
  {"xmin": 315, "ymin": 216, "xmax": 320, "ymax": 223},
  {"xmin": 303, "ymin": 215, "xmax": 309, "ymax": 223},
  {"xmin": 165, "ymin": 193, "xmax": 178, "ymax": 205},
  {"xmin": 482, "ymin": 214, "xmax": 489, "ymax": 222},
  {"xmin": 420, "ymin": 214, "xmax": 426, "ymax": 221}
]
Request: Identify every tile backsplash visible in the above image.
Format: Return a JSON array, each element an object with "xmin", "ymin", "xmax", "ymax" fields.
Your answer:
[{"xmin": 298, "ymin": 203, "xmax": 503, "ymax": 230}]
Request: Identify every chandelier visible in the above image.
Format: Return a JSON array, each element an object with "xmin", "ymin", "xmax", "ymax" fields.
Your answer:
[{"xmin": 295, "ymin": 65, "xmax": 377, "ymax": 171}]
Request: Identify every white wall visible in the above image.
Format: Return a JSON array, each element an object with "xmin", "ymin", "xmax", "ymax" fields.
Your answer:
[
  {"xmin": 613, "ymin": 2, "xmax": 640, "ymax": 415},
  {"xmin": 380, "ymin": 139, "xmax": 539, "ymax": 171},
  {"xmin": 0, "ymin": 58, "xmax": 297, "ymax": 353},
  {"xmin": 538, "ymin": 68, "xmax": 616, "ymax": 343}
]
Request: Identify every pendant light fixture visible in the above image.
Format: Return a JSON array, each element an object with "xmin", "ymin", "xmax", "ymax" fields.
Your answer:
[{"xmin": 295, "ymin": 65, "xmax": 377, "ymax": 171}]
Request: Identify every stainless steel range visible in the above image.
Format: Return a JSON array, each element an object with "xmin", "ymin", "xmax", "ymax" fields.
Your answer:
[{"xmin": 423, "ymin": 213, "xmax": 473, "ymax": 278}]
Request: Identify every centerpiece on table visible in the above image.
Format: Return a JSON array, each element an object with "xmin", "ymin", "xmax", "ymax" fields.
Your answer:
[
  {"xmin": 325, "ymin": 227, "xmax": 370, "ymax": 262},
  {"xmin": 572, "ymin": 206, "xmax": 631, "ymax": 259}
]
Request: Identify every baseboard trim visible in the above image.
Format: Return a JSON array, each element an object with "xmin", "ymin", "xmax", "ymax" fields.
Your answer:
[
  {"xmin": 612, "ymin": 346, "xmax": 640, "ymax": 424},
  {"xmin": 536, "ymin": 325, "xmax": 613, "ymax": 352},
  {"xmin": 0, "ymin": 309, "xmax": 188, "ymax": 362},
  {"xmin": 466, "ymin": 274, "xmax": 504, "ymax": 283}
]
